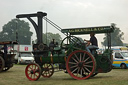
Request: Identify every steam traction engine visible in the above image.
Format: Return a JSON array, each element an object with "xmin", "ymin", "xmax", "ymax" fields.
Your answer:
[
  {"xmin": 16, "ymin": 12, "xmax": 115, "ymax": 81},
  {"xmin": 0, "ymin": 41, "xmax": 17, "ymax": 72}
]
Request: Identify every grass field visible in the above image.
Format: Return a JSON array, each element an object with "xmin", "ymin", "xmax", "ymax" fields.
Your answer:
[{"xmin": 0, "ymin": 65, "xmax": 128, "ymax": 85}]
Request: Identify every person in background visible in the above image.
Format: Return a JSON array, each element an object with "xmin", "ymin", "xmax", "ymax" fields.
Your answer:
[
  {"xmin": 49, "ymin": 39, "xmax": 58, "ymax": 54},
  {"xmin": 0, "ymin": 44, "xmax": 8, "ymax": 59},
  {"xmin": 49, "ymin": 39, "xmax": 55, "ymax": 50}
]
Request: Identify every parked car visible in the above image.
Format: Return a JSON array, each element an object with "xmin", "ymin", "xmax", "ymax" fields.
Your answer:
[
  {"xmin": 112, "ymin": 46, "xmax": 128, "ymax": 69},
  {"xmin": 14, "ymin": 45, "xmax": 34, "ymax": 64}
]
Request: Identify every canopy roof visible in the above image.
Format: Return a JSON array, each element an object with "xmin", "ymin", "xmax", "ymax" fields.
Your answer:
[{"xmin": 61, "ymin": 25, "xmax": 115, "ymax": 35}]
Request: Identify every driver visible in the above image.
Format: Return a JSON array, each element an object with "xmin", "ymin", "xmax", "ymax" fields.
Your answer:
[{"xmin": 84, "ymin": 32, "xmax": 98, "ymax": 55}]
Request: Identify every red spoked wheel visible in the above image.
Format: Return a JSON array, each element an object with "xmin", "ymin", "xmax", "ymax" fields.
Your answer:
[
  {"xmin": 66, "ymin": 50, "xmax": 96, "ymax": 80},
  {"xmin": 42, "ymin": 64, "xmax": 54, "ymax": 78},
  {"xmin": 25, "ymin": 63, "xmax": 41, "ymax": 81},
  {"xmin": 0, "ymin": 56, "xmax": 5, "ymax": 72}
]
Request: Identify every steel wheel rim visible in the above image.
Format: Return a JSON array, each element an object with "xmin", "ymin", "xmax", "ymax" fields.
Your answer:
[
  {"xmin": 66, "ymin": 50, "xmax": 96, "ymax": 80},
  {"xmin": 25, "ymin": 63, "xmax": 41, "ymax": 81},
  {"xmin": 42, "ymin": 64, "xmax": 54, "ymax": 78}
]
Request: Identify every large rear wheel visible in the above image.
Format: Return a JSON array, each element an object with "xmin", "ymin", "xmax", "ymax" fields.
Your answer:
[
  {"xmin": 66, "ymin": 50, "xmax": 96, "ymax": 80},
  {"xmin": 0, "ymin": 56, "xmax": 5, "ymax": 72},
  {"xmin": 25, "ymin": 63, "xmax": 41, "ymax": 81}
]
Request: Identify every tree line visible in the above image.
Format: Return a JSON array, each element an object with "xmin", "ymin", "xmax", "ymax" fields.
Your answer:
[
  {"xmin": 0, "ymin": 18, "xmax": 125, "ymax": 46},
  {"xmin": 0, "ymin": 19, "xmax": 62, "ymax": 45}
]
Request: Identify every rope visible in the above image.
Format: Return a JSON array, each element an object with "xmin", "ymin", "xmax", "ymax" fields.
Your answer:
[
  {"xmin": 43, "ymin": 17, "xmax": 67, "ymax": 36},
  {"xmin": 45, "ymin": 16, "xmax": 48, "ymax": 44}
]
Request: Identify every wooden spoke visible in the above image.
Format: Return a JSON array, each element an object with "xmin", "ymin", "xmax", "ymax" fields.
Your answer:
[
  {"xmin": 84, "ymin": 57, "xmax": 90, "ymax": 62},
  {"xmin": 85, "ymin": 61, "xmax": 93, "ymax": 64},
  {"xmin": 84, "ymin": 65, "xmax": 93, "ymax": 68},
  {"xmin": 69, "ymin": 62, "xmax": 77, "ymax": 65},
  {"xmin": 74, "ymin": 53, "xmax": 80, "ymax": 61},
  {"xmin": 72, "ymin": 57, "xmax": 78, "ymax": 63},
  {"xmin": 70, "ymin": 65, "xmax": 78, "ymax": 69},
  {"xmin": 71, "ymin": 67, "xmax": 79, "ymax": 73},
  {"xmin": 84, "ymin": 66, "xmax": 91, "ymax": 73}
]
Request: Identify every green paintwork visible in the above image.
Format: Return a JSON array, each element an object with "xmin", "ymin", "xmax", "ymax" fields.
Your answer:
[
  {"xmin": 41, "ymin": 49, "xmax": 66, "ymax": 63},
  {"xmin": 61, "ymin": 25, "xmax": 115, "ymax": 35},
  {"xmin": 94, "ymin": 49, "xmax": 112, "ymax": 73}
]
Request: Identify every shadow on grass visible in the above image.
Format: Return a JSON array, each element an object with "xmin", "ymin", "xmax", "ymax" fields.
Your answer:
[
  {"xmin": 91, "ymin": 75, "xmax": 113, "ymax": 79},
  {"xmin": 112, "ymin": 67, "xmax": 128, "ymax": 69},
  {"xmin": 37, "ymin": 75, "xmax": 113, "ymax": 81},
  {"xmin": 0, "ymin": 70, "xmax": 14, "ymax": 73}
]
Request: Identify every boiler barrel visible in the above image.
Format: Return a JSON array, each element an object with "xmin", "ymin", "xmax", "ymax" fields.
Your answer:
[{"xmin": 40, "ymin": 54, "xmax": 66, "ymax": 63}]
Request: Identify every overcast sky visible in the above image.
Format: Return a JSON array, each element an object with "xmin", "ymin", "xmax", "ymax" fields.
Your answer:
[{"xmin": 0, "ymin": 0, "xmax": 128, "ymax": 46}]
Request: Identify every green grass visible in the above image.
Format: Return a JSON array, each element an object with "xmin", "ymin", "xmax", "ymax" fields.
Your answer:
[{"xmin": 0, "ymin": 65, "xmax": 128, "ymax": 85}]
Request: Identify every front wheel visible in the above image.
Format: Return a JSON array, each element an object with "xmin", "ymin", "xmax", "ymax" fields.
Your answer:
[
  {"xmin": 66, "ymin": 50, "xmax": 96, "ymax": 80},
  {"xmin": 25, "ymin": 63, "xmax": 41, "ymax": 81},
  {"xmin": 121, "ymin": 64, "xmax": 127, "ymax": 69}
]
